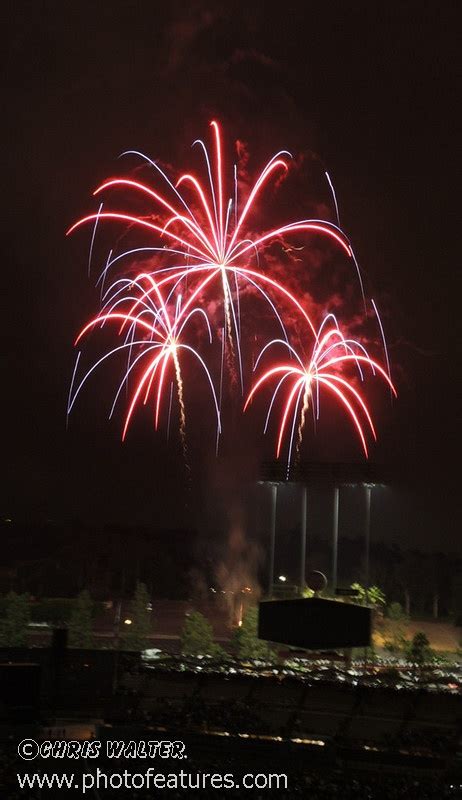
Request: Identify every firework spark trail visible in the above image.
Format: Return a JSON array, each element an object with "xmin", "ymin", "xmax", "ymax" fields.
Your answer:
[
  {"xmin": 371, "ymin": 297, "xmax": 392, "ymax": 391},
  {"xmin": 295, "ymin": 383, "xmax": 310, "ymax": 463},
  {"xmin": 88, "ymin": 203, "xmax": 104, "ymax": 276},
  {"xmin": 325, "ymin": 171, "xmax": 340, "ymax": 227},
  {"xmin": 99, "ymin": 248, "xmax": 113, "ymax": 302},
  {"xmin": 172, "ymin": 346, "xmax": 188, "ymax": 467},
  {"xmin": 216, "ymin": 326, "xmax": 225, "ymax": 455},
  {"xmin": 66, "ymin": 350, "xmax": 81, "ymax": 427},
  {"xmin": 222, "ymin": 270, "xmax": 238, "ymax": 386},
  {"xmin": 286, "ymin": 381, "xmax": 305, "ymax": 480},
  {"xmin": 68, "ymin": 120, "xmax": 395, "ymax": 470}
]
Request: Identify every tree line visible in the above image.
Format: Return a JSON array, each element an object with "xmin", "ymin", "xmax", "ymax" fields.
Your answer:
[{"xmin": 0, "ymin": 582, "xmax": 452, "ymax": 666}]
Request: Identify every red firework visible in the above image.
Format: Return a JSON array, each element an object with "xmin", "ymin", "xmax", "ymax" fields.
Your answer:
[
  {"xmin": 245, "ymin": 316, "xmax": 396, "ymax": 473},
  {"xmin": 67, "ymin": 121, "xmax": 394, "ymax": 469}
]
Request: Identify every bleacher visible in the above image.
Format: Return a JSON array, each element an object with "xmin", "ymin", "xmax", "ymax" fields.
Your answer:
[{"xmin": 131, "ymin": 668, "xmax": 460, "ymax": 757}]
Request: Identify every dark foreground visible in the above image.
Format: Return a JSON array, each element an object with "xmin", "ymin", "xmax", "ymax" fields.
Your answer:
[{"xmin": 1, "ymin": 647, "xmax": 461, "ymax": 798}]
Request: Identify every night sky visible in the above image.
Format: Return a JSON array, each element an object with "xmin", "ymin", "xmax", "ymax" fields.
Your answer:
[{"xmin": 3, "ymin": 2, "xmax": 460, "ymax": 552}]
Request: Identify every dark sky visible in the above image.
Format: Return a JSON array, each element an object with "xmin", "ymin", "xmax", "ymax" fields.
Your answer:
[{"xmin": 2, "ymin": 2, "xmax": 461, "ymax": 551}]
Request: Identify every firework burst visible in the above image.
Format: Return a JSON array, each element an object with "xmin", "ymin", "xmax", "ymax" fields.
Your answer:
[
  {"xmin": 68, "ymin": 122, "xmax": 356, "ymax": 381},
  {"xmin": 68, "ymin": 271, "xmax": 221, "ymax": 449},
  {"xmin": 244, "ymin": 316, "xmax": 396, "ymax": 474},
  {"xmin": 67, "ymin": 121, "xmax": 395, "ymax": 472}
]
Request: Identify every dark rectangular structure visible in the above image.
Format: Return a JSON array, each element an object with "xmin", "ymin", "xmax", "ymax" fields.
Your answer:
[
  {"xmin": 259, "ymin": 597, "xmax": 371, "ymax": 650},
  {"xmin": 0, "ymin": 663, "xmax": 41, "ymax": 722}
]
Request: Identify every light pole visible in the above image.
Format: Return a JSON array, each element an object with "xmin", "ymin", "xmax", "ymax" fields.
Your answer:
[
  {"xmin": 268, "ymin": 483, "xmax": 278, "ymax": 599},
  {"xmin": 112, "ymin": 599, "xmax": 122, "ymax": 694},
  {"xmin": 332, "ymin": 485, "xmax": 339, "ymax": 594},
  {"xmin": 364, "ymin": 484, "xmax": 372, "ymax": 599},
  {"xmin": 300, "ymin": 485, "xmax": 307, "ymax": 594}
]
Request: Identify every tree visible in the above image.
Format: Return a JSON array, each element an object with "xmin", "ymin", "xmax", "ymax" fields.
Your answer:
[
  {"xmin": 180, "ymin": 610, "xmax": 225, "ymax": 658},
  {"xmin": 383, "ymin": 602, "xmax": 409, "ymax": 653},
  {"xmin": 0, "ymin": 592, "xmax": 30, "ymax": 646},
  {"xmin": 351, "ymin": 583, "xmax": 386, "ymax": 607},
  {"xmin": 69, "ymin": 590, "xmax": 93, "ymax": 648},
  {"xmin": 351, "ymin": 583, "xmax": 386, "ymax": 653},
  {"xmin": 233, "ymin": 606, "xmax": 274, "ymax": 661},
  {"xmin": 406, "ymin": 631, "xmax": 433, "ymax": 667},
  {"xmin": 124, "ymin": 582, "xmax": 152, "ymax": 651}
]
